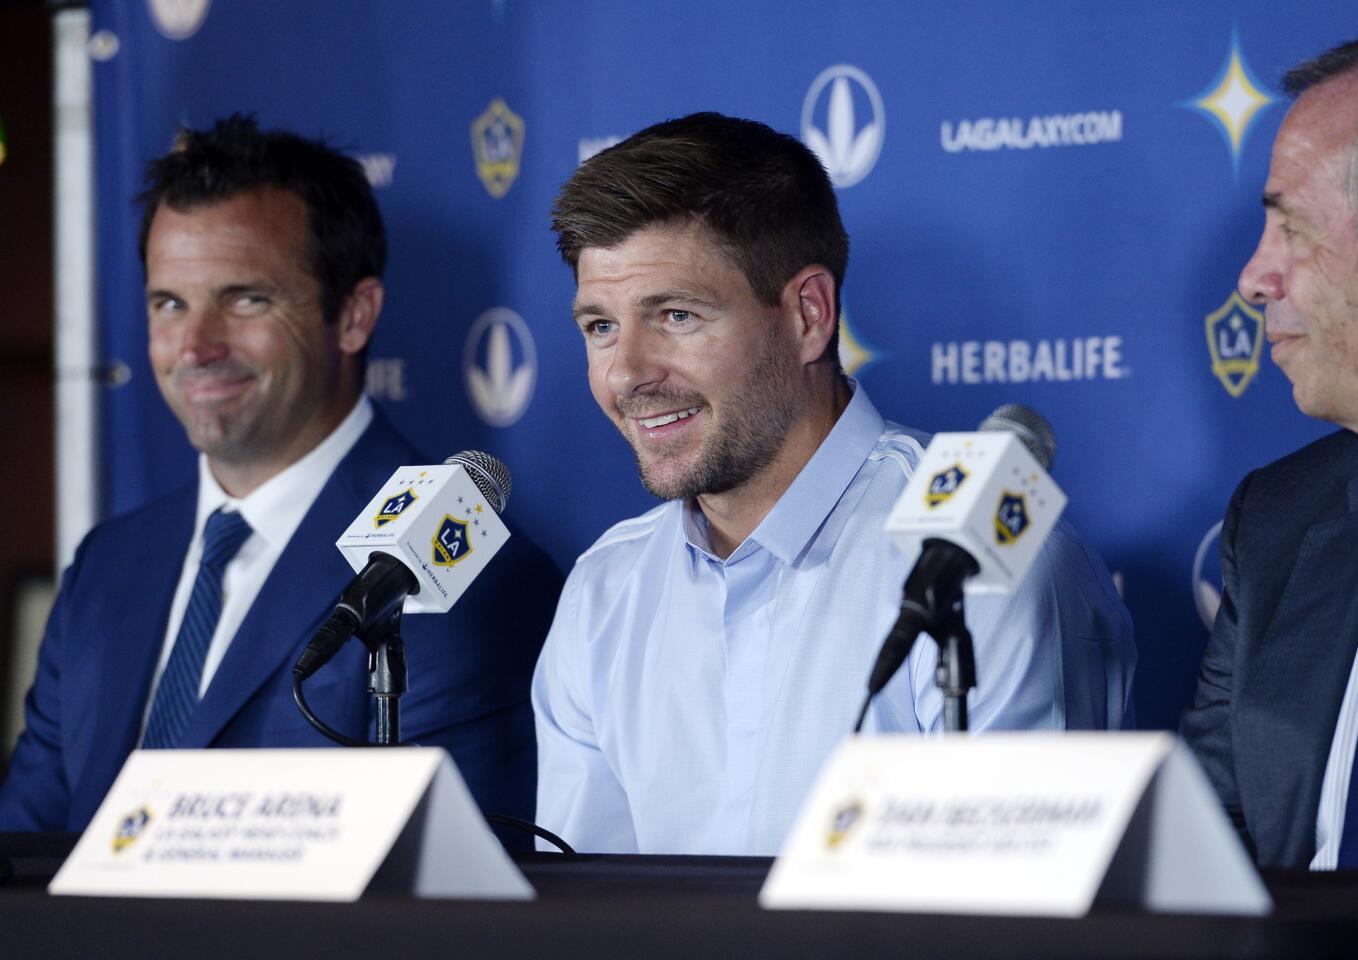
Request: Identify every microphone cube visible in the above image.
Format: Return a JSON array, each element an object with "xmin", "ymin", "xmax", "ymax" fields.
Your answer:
[
  {"xmin": 336, "ymin": 464, "xmax": 511, "ymax": 614},
  {"xmin": 885, "ymin": 432, "xmax": 1066, "ymax": 595}
]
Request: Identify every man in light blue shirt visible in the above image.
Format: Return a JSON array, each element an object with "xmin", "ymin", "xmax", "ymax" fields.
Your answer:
[{"xmin": 535, "ymin": 112, "xmax": 1135, "ymax": 855}]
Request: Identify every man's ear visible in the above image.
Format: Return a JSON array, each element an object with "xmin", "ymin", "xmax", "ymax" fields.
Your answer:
[
  {"xmin": 783, "ymin": 265, "xmax": 837, "ymax": 366},
  {"xmin": 338, "ymin": 277, "xmax": 383, "ymax": 356}
]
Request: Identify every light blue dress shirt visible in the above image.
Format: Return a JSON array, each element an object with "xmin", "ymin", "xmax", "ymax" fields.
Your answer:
[{"xmin": 532, "ymin": 386, "xmax": 1135, "ymax": 855}]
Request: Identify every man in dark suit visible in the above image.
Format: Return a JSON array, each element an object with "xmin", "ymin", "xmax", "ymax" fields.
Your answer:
[
  {"xmin": 0, "ymin": 116, "xmax": 560, "ymax": 836},
  {"xmin": 1182, "ymin": 39, "xmax": 1358, "ymax": 869}
]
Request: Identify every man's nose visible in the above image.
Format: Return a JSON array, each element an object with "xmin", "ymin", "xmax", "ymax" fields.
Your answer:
[
  {"xmin": 606, "ymin": 325, "xmax": 665, "ymax": 397},
  {"xmin": 1238, "ymin": 227, "xmax": 1285, "ymax": 305},
  {"xmin": 178, "ymin": 307, "xmax": 230, "ymax": 364}
]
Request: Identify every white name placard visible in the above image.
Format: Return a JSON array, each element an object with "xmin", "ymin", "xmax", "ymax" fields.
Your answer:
[
  {"xmin": 49, "ymin": 748, "xmax": 533, "ymax": 902},
  {"xmin": 760, "ymin": 733, "xmax": 1270, "ymax": 917}
]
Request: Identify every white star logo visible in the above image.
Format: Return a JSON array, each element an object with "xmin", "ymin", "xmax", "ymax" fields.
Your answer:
[
  {"xmin": 836, "ymin": 307, "xmax": 885, "ymax": 378},
  {"xmin": 1181, "ymin": 35, "xmax": 1278, "ymax": 176}
]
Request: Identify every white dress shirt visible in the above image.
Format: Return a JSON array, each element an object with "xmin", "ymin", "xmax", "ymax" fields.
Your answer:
[
  {"xmin": 139, "ymin": 397, "xmax": 373, "ymax": 737},
  {"xmin": 1310, "ymin": 647, "xmax": 1358, "ymax": 869}
]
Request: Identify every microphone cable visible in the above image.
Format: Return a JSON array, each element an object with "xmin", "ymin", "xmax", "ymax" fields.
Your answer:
[
  {"xmin": 852, "ymin": 598, "xmax": 932, "ymax": 734},
  {"xmin": 292, "ymin": 675, "xmax": 575, "ymax": 854},
  {"xmin": 485, "ymin": 815, "xmax": 575, "ymax": 855},
  {"xmin": 292, "ymin": 671, "xmax": 368, "ymax": 747}
]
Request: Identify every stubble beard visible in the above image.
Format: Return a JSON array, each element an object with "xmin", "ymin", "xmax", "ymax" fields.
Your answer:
[{"xmin": 622, "ymin": 330, "xmax": 804, "ymax": 502}]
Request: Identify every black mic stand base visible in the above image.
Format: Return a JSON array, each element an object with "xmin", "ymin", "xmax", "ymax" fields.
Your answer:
[
  {"xmin": 933, "ymin": 603, "xmax": 977, "ymax": 733},
  {"xmin": 364, "ymin": 607, "xmax": 409, "ymax": 746}
]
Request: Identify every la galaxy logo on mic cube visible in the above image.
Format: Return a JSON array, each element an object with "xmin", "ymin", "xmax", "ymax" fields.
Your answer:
[
  {"xmin": 885, "ymin": 433, "xmax": 1066, "ymax": 595},
  {"xmin": 335, "ymin": 464, "xmax": 510, "ymax": 614}
]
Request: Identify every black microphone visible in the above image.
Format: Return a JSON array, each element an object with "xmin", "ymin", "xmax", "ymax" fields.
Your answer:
[
  {"xmin": 865, "ymin": 544, "xmax": 979, "ymax": 698},
  {"xmin": 861, "ymin": 406, "xmax": 1060, "ymax": 714},
  {"xmin": 293, "ymin": 450, "xmax": 512, "ymax": 680}
]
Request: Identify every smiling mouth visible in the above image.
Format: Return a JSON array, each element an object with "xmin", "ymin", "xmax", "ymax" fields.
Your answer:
[
  {"xmin": 636, "ymin": 406, "xmax": 702, "ymax": 429},
  {"xmin": 179, "ymin": 374, "xmax": 254, "ymax": 403}
]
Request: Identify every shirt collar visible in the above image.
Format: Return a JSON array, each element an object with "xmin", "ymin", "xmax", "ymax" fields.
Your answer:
[
  {"xmin": 683, "ymin": 383, "xmax": 885, "ymax": 566},
  {"xmin": 194, "ymin": 395, "xmax": 375, "ymax": 549}
]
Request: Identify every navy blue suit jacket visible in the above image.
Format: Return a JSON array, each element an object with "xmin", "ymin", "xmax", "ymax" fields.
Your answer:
[
  {"xmin": 1181, "ymin": 429, "xmax": 1358, "ymax": 869},
  {"xmin": 0, "ymin": 410, "xmax": 561, "ymax": 836}
]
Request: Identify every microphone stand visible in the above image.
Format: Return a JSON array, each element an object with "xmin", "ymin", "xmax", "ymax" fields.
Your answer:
[
  {"xmin": 360, "ymin": 606, "xmax": 408, "ymax": 746},
  {"xmin": 856, "ymin": 540, "xmax": 980, "ymax": 734},
  {"xmin": 930, "ymin": 601, "xmax": 976, "ymax": 733}
]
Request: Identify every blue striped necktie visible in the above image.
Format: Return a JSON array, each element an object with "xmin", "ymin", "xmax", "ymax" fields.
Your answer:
[{"xmin": 142, "ymin": 508, "xmax": 253, "ymax": 749}]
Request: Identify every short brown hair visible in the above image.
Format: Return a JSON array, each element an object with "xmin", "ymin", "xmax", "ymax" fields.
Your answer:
[{"xmin": 552, "ymin": 112, "xmax": 849, "ymax": 357}]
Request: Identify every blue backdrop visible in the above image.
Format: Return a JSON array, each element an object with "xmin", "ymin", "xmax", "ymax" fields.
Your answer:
[{"xmin": 88, "ymin": 0, "xmax": 1353, "ymax": 729}]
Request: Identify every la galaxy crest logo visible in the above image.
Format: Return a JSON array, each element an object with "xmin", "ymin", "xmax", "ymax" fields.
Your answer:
[
  {"xmin": 471, "ymin": 98, "xmax": 525, "ymax": 198},
  {"xmin": 802, "ymin": 64, "xmax": 885, "ymax": 188},
  {"xmin": 826, "ymin": 799, "xmax": 865, "ymax": 850},
  {"xmin": 926, "ymin": 464, "xmax": 968, "ymax": 508},
  {"xmin": 432, "ymin": 514, "xmax": 473, "ymax": 567},
  {"xmin": 1179, "ymin": 31, "xmax": 1279, "ymax": 177},
  {"xmin": 113, "ymin": 805, "xmax": 152, "ymax": 854},
  {"xmin": 374, "ymin": 489, "xmax": 417, "ymax": 528},
  {"xmin": 994, "ymin": 492, "xmax": 1030, "ymax": 545},
  {"xmin": 1205, "ymin": 291, "xmax": 1263, "ymax": 397}
]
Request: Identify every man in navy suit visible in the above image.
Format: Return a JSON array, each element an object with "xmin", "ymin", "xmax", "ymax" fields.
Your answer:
[
  {"xmin": 0, "ymin": 116, "xmax": 560, "ymax": 837},
  {"xmin": 1182, "ymin": 39, "xmax": 1358, "ymax": 869}
]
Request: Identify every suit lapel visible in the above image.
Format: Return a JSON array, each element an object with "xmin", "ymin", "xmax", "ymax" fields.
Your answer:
[
  {"xmin": 178, "ymin": 420, "xmax": 396, "ymax": 747},
  {"xmin": 72, "ymin": 494, "xmax": 194, "ymax": 816},
  {"xmin": 1240, "ymin": 474, "xmax": 1358, "ymax": 862}
]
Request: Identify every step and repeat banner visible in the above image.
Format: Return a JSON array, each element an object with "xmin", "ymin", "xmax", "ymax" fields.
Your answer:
[{"xmin": 88, "ymin": 0, "xmax": 1354, "ymax": 728}]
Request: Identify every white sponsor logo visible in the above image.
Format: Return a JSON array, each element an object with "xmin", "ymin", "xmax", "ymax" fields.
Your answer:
[
  {"xmin": 579, "ymin": 136, "xmax": 621, "ymax": 164},
  {"xmin": 464, "ymin": 308, "xmax": 536, "ymax": 427},
  {"xmin": 941, "ymin": 111, "xmax": 1123, "ymax": 153},
  {"xmin": 931, "ymin": 337, "xmax": 1126, "ymax": 385},
  {"xmin": 1192, "ymin": 522, "xmax": 1223, "ymax": 631},
  {"xmin": 147, "ymin": 0, "xmax": 211, "ymax": 40},
  {"xmin": 801, "ymin": 64, "xmax": 885, "ymax": 188},
  {"xmin": 354, "ymin": 153, "xmax": 397, "ymax": 188}
]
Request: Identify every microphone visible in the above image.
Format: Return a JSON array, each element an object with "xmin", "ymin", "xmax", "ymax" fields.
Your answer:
[
  {"xmin": 864, "ymin": 406, "xmax": 1067, "ymax": 704},
  {"xmin": 293, "ymin": 450, "xmax": 514, "ymax": 680},
  {"xmin": 979, "ymin": 403, "xmax": 1057, "ymax": 471}
]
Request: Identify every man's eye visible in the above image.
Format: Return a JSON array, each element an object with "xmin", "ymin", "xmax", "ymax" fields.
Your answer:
[
  {"xmin": 667, "ymin": 310, "xmax": 692, "ymax": 323},
  {"xmin": 585, "ymin": 319, "xmax": 615, "ymax": 339}
]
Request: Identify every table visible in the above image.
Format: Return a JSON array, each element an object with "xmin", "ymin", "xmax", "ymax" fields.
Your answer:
[{"xmin": 3, "ymin": 833, "xmax": 1357, "ymax": 959}]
